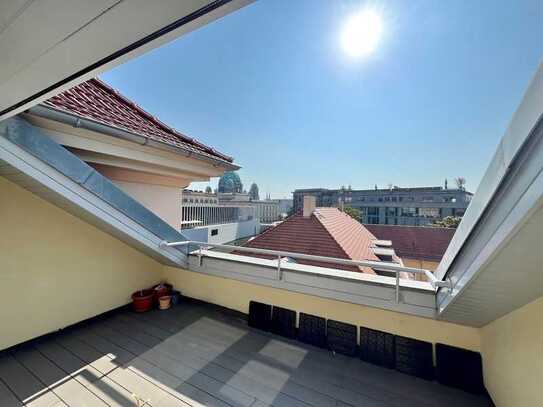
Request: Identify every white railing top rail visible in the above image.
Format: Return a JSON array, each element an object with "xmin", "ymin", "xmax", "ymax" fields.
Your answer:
[{"xmin": 161, "ymin": 240, "xmax": 452, "ymax": 304}]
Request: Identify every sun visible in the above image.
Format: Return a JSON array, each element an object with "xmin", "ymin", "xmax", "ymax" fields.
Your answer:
[{"xmin": 341, "ymin": 9, "xmax": 383, "ymax": 57}]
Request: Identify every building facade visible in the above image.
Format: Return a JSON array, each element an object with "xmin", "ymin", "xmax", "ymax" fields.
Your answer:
[
  {"xmin": 182, "ymin": 189, "xmax": 280, "ymax": 226},
  {"xmin": 293, "ymin": 186, "xmax": 472, "ymax": 226}
]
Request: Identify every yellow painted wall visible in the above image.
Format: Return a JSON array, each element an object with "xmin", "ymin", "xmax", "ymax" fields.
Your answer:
[
  {"xmin": 163, "ymin": 267, "xmax": 481, "ymax": 351},
  {"xmin": 481, "ymin": 295, "xmax": 543, "ymax": 406},
  {"xmin": 0, "ymin": 176, "xmax": 162, "ymax": 351}
]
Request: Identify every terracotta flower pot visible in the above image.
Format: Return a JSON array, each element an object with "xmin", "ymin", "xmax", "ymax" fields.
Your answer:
[
  {"xmin": 159, "ymin": 295, "xmax": 171, "ymax": 310},
  {"xmin": 132, "ymin": 289, "xmax": 154, "ymax": 313},
  {"xmin": 153, "ymin": 283, "xmax": 173, "ymax": 304}
]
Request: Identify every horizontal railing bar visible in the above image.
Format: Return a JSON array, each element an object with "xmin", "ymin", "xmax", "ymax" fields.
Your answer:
[{"xmin": 162, "ymin": 240, "xmax": 450, "ymax": 289}]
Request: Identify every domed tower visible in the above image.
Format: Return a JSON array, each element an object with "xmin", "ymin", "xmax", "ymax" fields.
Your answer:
[{"xmin": 218, "ymin": 171, "xmax": 243, "ymax": 193}]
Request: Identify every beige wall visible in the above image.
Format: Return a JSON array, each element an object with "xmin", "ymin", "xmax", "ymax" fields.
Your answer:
[
  {"xmin": 403, "ymin": 258, "xmax": 440, "ymax": 272},
  {"xmin": 113, "ymin": 180, "xmax": 182, "ymax": 230},
  {"xmin": 481, "ymin": 295, "xmax": 543, "ymax": 406},
  {"xmin": 163, "ymin": 267, "xmax": 481, "ymax": 351},
  {"xmin": 403, "ymin": 259, "xmax": 440, "ymax": 281},
  {"xmin": 0, "ymin": 176, "xmax": 162, "ymax": 351}
]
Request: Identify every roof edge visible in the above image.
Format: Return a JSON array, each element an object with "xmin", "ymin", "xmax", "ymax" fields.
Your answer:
[{"xmin": 28, "ymin": 104, "xmax": 240, "ymax": 171}]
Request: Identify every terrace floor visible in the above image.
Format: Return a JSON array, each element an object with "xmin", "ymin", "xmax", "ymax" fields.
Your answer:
[{"xmin": 0, "ymin": 300, "xmax": 493, "ymax": 407}]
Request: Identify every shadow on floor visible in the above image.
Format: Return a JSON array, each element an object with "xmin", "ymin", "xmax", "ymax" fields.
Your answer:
[{"xmin": 0, "ymin": 300, "xmax": 494, "ymax": 407}]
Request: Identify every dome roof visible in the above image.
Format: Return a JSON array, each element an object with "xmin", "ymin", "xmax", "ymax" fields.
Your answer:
[{"xmin": 218, "ymin": 171, "xmax": 243, "ymax": 193}]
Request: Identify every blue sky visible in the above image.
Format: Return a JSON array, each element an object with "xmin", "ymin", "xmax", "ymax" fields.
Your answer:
[{"xmin": 101, "ymin": 0, "xmax": 543, "ymax": 199}]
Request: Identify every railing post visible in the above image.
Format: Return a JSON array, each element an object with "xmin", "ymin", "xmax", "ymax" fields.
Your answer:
[
  {"xmin": 277, "ymin": 255, "xmax": 282, "ymax": 281},
  {"xmin": 395, "ymin": 271, "xmax": 400, "ymax": 303}
]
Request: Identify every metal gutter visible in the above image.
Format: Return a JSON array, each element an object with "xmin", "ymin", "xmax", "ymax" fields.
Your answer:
[{"xmin": 27, "ymin": 105, "xmax": 240, "ymax": 171}]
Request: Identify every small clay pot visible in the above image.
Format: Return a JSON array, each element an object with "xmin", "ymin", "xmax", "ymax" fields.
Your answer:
[
  {"xmin": 158, "ymin": 295, "xmax": 171, "ymax": 310},
  {"xmin": 153, "ymin": 283, "xmax": 173, "ymax": 304}
]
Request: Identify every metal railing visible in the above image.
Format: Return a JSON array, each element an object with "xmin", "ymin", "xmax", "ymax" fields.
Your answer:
[
  {"xmin": 161, "ymin": 240, "xmax": 452, "ymax": 303},
  {"xmin": 181, "ymin": 205, "xmax": 255, "ymax": 229}
]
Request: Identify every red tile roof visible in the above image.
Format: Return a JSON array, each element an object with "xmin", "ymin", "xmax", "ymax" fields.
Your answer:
[
  {"xmin": 242, "ymin": 208, "xmax": 393, "ymax": 274},
  {"xmin": 42, "ymin": 78, "xmax": 233, "ymax": 164},
  {"xmin": 364, "ymin": 224, "xmax": 456, "ymax": 262}
]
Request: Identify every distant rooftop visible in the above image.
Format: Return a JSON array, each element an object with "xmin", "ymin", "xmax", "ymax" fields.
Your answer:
[
  {"xmin": 365, "ymin": 224, "xmax": 456, "ymax": 262},
  {"xmin": 294, "ymin": 186, "xmax": 472, "ymax": 194},
  {"xmin": 243, "ymin": 207, "xmax": 402, "ymax": 273}
]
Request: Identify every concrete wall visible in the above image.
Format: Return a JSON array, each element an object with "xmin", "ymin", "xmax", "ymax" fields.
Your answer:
[
  {"xmin": 163, "ymin": 267, "xmax": 481, "ymax": 351},
  {"xmin": 481, "ymin": 295, "xmax": 543, "ymax": 406},
  {"xmin": 0, "ymin": 176, "xmax": 162, "ymax": 351}
]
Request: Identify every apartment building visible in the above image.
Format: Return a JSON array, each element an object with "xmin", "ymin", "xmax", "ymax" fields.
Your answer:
[{"xmin": 293, "ymin": 186, "xmax": 472, "ymax": 225}]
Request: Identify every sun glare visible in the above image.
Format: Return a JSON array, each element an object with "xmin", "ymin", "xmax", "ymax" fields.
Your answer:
[{"xmin": 341, "ymin": 9, "xmax": 383, "ymax": 57}]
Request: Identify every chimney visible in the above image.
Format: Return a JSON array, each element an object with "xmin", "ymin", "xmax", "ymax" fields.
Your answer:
[{"xmin": 303, "ymin": 195, "xmax": 316, "ymax": 217}]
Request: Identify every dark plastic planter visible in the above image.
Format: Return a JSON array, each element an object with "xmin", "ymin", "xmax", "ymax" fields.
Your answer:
[
  {"xmin": 170, "ymin": 290, "xmax": 181, "ymax": 305},
  {"xmin": 132, "ymin": 289, "xmax": 154, "ymax": 312}
]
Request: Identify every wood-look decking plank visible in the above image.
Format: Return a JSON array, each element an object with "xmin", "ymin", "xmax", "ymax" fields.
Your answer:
[
  {"xmin": 0, "ymin": 354, "xmax": 64, "ymax": 407},
  {"xmin": 0, "ymin": 376, "xmax": 24, "ymax": 406},
  {"xmin": 12, "ymin": 347, "xmax": 108, "ymax": 406},
  {"xmin": 1, "ymin": 301, "xmax": 493, "ymax": 407}
]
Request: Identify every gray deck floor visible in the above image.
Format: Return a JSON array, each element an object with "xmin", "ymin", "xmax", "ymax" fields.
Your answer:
[{"xmin": 0, "ymin": 301, "xmax": 493, "ymax": 407}]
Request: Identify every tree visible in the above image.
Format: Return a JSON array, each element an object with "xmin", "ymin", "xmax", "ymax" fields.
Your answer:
[
  {"xmin": 455, "ymin": 177, "xmax": 466, "ymax": 190},
  {"xmin": 248, "ymin": 183, "xmax": 259, "ymax": 201},
  {"xmin": 432, "ymin": 216, "xmax": 462, "ymax": 228},
  {"xmin": 205, "ymin": 186, "xmax": 212, "ymax": 194},
  {"xmin": 342, "ymin": 206, "xmax": 361, "ymax": 222}
]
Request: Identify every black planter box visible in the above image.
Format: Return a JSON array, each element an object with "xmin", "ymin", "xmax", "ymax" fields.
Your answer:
[
  {"xmin": 395, "ymin": 336, "xmax": 434, "ymax": 380},
  {"xmin": 436, "ymin": 343, "xmax": 485, "ymax": 394},
  {"xmin": 360, "ymin": 327, "xmax": 395, "ymax": 369},
  {"xmin": 298, "ymin": 313, "xmax": 327, "ymax": 348},
  {"xmin": 271, "ymin": 306, "xmax": 297, "ymax": 339},
  {"xmin": 248, "ymin": 301, "xmax": 272, "ymax": 331},
  {"xmin": 327, "ymin": 319, "xmax": 357, "ymax": 356}
]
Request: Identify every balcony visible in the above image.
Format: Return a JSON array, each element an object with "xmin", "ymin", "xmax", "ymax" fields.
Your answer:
[
  {"xmin": 181, "ymin": 205, "xmax": 260, "ymax": 244},
  {"xmin": 0, "ymin": 300, "xmax": 492, "ymax": 407}
]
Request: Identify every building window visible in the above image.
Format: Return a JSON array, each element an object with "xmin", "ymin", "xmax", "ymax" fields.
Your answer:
[
  {"xmin": 400, "ymin": 207, "xmax": 417, "ymax": 217},
  {"xmin": 419, "ymin": 207, "xmax": 440, "ymax": 218},
  {"xmin": 367, "ymin": 207, "xmax": 379, "ymax": 216},
  {"xmin": 211, "ymin": 229, "xmax": 218, "ymax": 236},
  {"xmin": 386, "ymin": 207, "xmax": 397, "ymax": 216}
]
